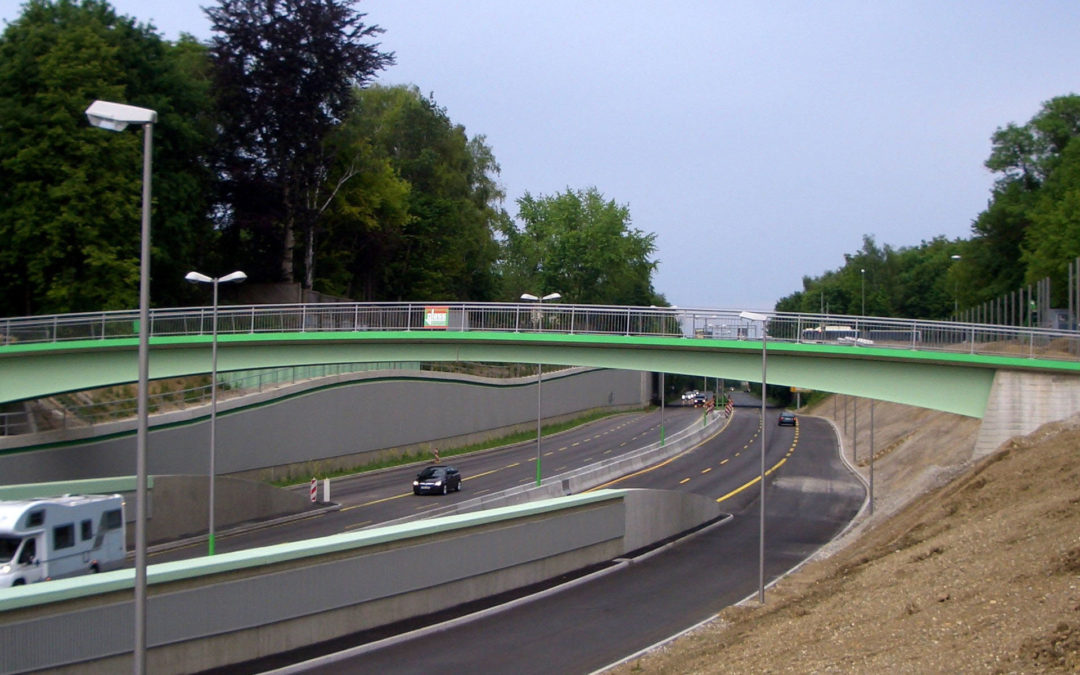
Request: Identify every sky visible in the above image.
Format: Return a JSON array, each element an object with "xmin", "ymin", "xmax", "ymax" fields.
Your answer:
[{"xmin": 2, "ymin": 1, "xmax": 1079, "ymax": 310}]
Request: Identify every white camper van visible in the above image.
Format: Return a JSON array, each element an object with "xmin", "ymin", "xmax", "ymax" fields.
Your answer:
[{"xmin": 0, "ymin": 494, "xmax": 126, "ymax": 587}]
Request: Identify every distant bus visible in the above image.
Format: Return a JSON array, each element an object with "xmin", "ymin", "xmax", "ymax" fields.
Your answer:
[
  {"xmin": 802, "ymin": 325, "xmax": 920, "ymax": 345},
  {"xmin": 801, "ymin": 326, "xmax": 860, "ymax": 343}
]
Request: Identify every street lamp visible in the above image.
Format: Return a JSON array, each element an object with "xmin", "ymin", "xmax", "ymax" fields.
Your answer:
[
  {"xmin": 860, "ymin": 268, "xmax": 866, "ymax": 316},
  {"xmin": 185, "ymin": 271, "xmax": 247, "ymax": 556},
  {"xmin": 85, "ymin": 99, "xmax": 156, "ymax": 675},
  {"xmin": 950, "ymin": 255, "xmax": 962, "ymax": 315},
  {"xmin": 521, "ymin": 292, "xmax": 561, "ymax": 485},
  {"xmin": 740, "ymin": 310, "xmax": 768, "ymax": 604}
]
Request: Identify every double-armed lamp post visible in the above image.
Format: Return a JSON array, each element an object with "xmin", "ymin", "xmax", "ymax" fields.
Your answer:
[
  {"xmin": 521, "ymin": 292, "xmax": 561, "ymax": 485},
  {"xmin": 184, "ymin": 271, "xmax": 247, "ymax": 556}
]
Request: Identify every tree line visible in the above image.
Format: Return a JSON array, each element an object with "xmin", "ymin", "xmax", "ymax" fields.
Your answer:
[
  {"xmin": 777, "ymin": 94, "xmax": 1080, "ymax": 320},
  {"xmin": 0, "ymin": 0, "xmax": 664, "ymax": 317}
]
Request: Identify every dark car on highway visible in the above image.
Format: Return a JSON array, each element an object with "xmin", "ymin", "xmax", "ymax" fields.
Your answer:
[
  {"xmin": 778, "ymin": 411, "xmax": 798, "ymax": 426},
  {"xmin": 413, "ymin": 465, "xmax": 462, "ymax": 495}
]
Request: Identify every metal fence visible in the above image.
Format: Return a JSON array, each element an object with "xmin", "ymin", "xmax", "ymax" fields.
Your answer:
[{"xmin": 2, "ymin": 302, "xmax": 1079, "ymax": 361}]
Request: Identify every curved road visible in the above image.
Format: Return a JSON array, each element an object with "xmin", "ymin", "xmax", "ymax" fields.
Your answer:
[
  {"xmin": 215, "ymin": 407, "xmax": 863, "ymax": 673},
  {"xmin": 155, "ymin": 406, "xmax": 704, "ymax": 561}
]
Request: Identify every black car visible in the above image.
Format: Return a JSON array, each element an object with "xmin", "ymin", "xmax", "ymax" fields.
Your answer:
[
  {"xmin": 778, "ymin": 411, "xmax": 798, "ymax": 426},
  {"xmin": 413, "ymin": 465, "xmax": 462, "ymax": 495}
]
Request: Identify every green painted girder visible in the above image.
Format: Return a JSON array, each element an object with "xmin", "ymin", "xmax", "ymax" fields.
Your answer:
[{"xmin": 3, "ymin": 331, "xmax": 1079, "ymax": 417}]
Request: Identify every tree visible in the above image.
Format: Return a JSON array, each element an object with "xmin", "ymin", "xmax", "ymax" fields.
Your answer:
[
  {"xmin": 775, "ymin": 235, "xmax": 964, "ymax": 320},
  {"xmin": 963, "ymin": 94, "xmax": 1080, "ymax": 306},
  {"xmin": 206, "ymin": 0, "xmax": 393, "ymax": 290},
  {"xmin": 0, "ymin": 0, "xmax": 216, "ymax": 315},
  {"xmin": 498, "ymin": 188, "xmax": 660, "ymax": 306},
  {"xmin": 333, "ymin": 85, "xmax": 503, "ymax": 301},
  {"xmin": 314, "ymin": 99, "xmax": 411, "ymax": 300}
]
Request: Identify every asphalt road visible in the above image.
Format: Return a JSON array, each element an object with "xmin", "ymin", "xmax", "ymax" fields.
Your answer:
[
  {"xmin": 239, "ymin": 409, "xmax": 864, "ymax": 674},
  {"xmin": 153, "ymin": 406, "xmax": 704, "ymax": 562}
]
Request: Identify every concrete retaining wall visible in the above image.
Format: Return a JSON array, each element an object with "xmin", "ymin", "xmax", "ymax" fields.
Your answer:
[
  {"xmin": 974, "ymin": 369, "xmax": 1080, "ymax": 457},
  {"xmin": 0, "ymin": 368, "xmax": 647, "ymax": 484},
  {"xmin": 0, "ymin": 489, "xmax": 723, "ymax": 674}
]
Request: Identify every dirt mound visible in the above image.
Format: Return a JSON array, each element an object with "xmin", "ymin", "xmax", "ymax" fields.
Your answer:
[{"xmin": 611, "ymin": 397, "xmax": 1080, "ymax": 672}]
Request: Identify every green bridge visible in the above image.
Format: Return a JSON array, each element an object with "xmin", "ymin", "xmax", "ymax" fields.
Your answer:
[{"xmin": 2, "ymin": 302, "xmax": 1079, "ymax": 454}]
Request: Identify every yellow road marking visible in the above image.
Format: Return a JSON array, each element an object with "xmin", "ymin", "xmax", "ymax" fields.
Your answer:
[
  {"xmin": 716, "ymin": 420, "xmax": 801, "ymax": 503},
  {"xmin": 343, "ymin": 492, "xmax": 411, "ymax": 510},
  {"xmin": 715, "ymin": 457, "xmax": 788, "ymax": 504},
  {"xmin": 586, "ymin": 424, "xmax": 729, "ymax": 492}
]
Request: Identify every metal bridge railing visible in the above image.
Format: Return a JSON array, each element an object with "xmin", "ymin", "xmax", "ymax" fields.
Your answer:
[{"xmin": 2, "ymin": 302, "xmax": 1078, "ymax": 362}]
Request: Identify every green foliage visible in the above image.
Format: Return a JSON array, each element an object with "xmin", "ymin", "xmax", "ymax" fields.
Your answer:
[
  {"xmin": 778, "ymin": 94, "xmax": 1080, "ymax": 318},
  {"xmin": 0, "ymin": 0, "xmax": 216, "ymax": 315},
  {"xmin": 961, "ymin": 94, "xmax": 1080, "ymax": 308},
  {"xmin": 775, "ymin": 235, "xmax": 964, "ymax": 320},
  {"xmin": 498, "ymin": 187, "xmax": 661, "ymax": 305},
  {"xmin": 325, "ymin": 85, "xmax": 503, "ymax": 300}
]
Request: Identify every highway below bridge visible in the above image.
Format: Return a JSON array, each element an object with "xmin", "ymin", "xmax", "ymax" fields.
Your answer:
[
  {"xmin": 152, "ymin": 406, "xmax": 707, "ymax": 561},
  {"xmin": 200, "ymin": 396, "xmax": 862, "ymax": 674}
]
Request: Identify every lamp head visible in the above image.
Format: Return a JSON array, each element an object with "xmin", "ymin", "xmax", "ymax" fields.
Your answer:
[
  {"xmin": 85, "ymin": 100, "xmax": 157, "ymax": 131},
  {"xmin": 185, "ymin": 271, "xmax": 213, "ymax": 285}
]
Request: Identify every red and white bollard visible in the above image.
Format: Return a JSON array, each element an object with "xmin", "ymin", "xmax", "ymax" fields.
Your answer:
[{"xmin": 310, "ymin": 477, "xmax": 317, "ymax": 503}]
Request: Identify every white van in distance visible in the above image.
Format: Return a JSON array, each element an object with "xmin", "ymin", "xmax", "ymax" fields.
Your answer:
[{"xmin": 0, "ymin": 494, "xmax": 126, "ymax": 587}]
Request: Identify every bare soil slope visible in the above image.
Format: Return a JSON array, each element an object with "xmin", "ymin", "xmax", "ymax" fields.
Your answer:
[{"xmin": 611, "ymin": 397, "xmax": 1080, "ymax": 672}]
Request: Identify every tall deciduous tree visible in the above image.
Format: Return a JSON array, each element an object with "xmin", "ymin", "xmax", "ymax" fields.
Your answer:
[
  {"xmin": 330, "ymin": 85, "xmax": 503, "ymax": 301},
  {"xmin": 498, "ymin": 187, "xmax": 661, "ymax": 306},
  {"xmin": 206, "ymin": 0, "xmax": 393, "ymax": 289},
  {"xmin": 0, "ymin": 0, "xmax": 216, "ymax": 315}
]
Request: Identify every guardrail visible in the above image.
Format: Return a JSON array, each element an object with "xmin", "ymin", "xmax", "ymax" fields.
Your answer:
[{"xmin": 2, "ymin": 302, "xmax": 1078, "ymax": 361}]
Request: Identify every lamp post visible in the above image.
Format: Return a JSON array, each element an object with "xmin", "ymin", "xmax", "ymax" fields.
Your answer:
[
  {"xmin": 860, "ymin": 268, "xmax": 866, "ymax": 316},
  {"xmin": 521, "ymin": 292, "xmax": 561, "ymax": 485},
  {"xmin": 185, "ymin": 271, "xmax": 247, "ymax": 556},
  {"xmin": 740, "ymin": 310, "xmax": 769, "ymax": 604},
  {"xmin": 85, "ymin": 99, "xmax": 156, "ymax": 675},
  {"xmin": 950, "ymin": 254, "xmax": 962, "ymax": 315},
  {"xmin": 660, "ymin": 372, "xmax": 665, "ymax": 445},
  {"xmin": 650, "ymin": 305, "xmax": 667, "ymax": 446}
]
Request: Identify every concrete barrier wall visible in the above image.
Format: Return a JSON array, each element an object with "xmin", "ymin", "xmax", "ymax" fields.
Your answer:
[
  {"xmin": 0, "ymin": 489, "xmax": 722, "ymax": 674},
  {"xmin": 0, "ymin": 368, "xmax": 647, "ymax": 484},
  {"xmin": 145, "ymin": 475, "xmax": 315, "ymax": 543}
]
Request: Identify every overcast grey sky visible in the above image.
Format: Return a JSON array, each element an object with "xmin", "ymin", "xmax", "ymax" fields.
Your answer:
[{"xmin": 3, "ymin": 1, "xmax": 1078, "ymax": 310}]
